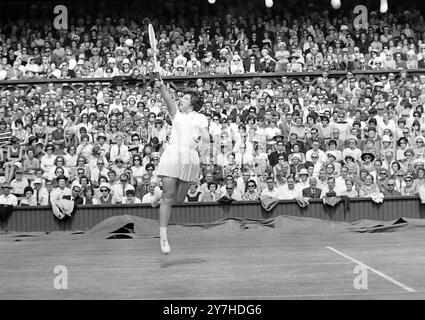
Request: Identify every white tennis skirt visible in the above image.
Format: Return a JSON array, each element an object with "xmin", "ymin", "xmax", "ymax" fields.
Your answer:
[{"xmin": 157, "ymin": 144, "xmax": 200, "ymax": 182}]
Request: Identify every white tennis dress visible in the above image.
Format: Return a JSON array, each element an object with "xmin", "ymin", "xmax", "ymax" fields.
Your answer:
[{"xmin": 157, "ymin": 110, "xmax": 208, "ymax": 182}]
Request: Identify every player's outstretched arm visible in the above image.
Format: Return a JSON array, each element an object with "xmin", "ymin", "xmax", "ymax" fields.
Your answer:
[{"xmin": 156, "ymin": 76, "xmax": 177, "ymax": 117}]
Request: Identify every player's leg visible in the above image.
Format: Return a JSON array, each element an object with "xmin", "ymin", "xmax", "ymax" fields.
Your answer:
[
  {"xmin": 175, "ymin": 180, "xmax": 191, "ymax": 204},
  {"xmin": 159, "ymin": 176, "xmax": 177, "ymax": 254}
]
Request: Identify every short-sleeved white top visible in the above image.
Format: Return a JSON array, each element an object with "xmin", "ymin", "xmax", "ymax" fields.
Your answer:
[{"xmin": 169, "ymin": 111, "xmax": 208, "ymax": 150}]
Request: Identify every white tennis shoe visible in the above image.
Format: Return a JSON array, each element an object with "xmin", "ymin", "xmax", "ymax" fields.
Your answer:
[{"xmin": 160, "ymin": 237, "xmax": 171, "ymax": 254}]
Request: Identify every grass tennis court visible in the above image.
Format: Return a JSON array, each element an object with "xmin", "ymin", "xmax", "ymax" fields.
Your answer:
[{"xmin": 1, "ymin": 216, "xmax": 425, "ymax": 300}]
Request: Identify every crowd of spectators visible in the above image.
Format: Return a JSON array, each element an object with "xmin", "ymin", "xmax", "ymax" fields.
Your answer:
[
  {"xmin": 2, "ymin": 0, "xmax": 425, "ymax": 207},
  {"xmin": 1, "ymin": 1, "xmax": 425, "ymax": 80}
]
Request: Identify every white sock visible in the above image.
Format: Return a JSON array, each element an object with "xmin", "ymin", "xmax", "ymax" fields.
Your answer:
[{"xmin": 160, "ymin": 227, "xmax": 168, "ymax": 240}]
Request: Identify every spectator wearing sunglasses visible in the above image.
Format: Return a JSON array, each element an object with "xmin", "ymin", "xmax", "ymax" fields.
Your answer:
[
  {"xmin": 383, "ymin": 179, "xmax": 401, "ymax": 196},
  {"xmin": 219, "ymin": 181, "xmax": 242, "ymax": 201},
  {"xmin": 242, "ymin": 180, "xmax": 259, "ymax": 201},
  {"xmin": 401, "ymin": 174, "xmax": 418, "ymax": 196},
  {"xmin": 98, "ymin": 182, "xmax": 115, "ymax": 205}
]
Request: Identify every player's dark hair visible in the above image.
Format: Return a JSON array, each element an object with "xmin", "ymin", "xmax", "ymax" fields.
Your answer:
[{"xmin": 184, "ymin": 89, "xmax": 204, "ymax": 112}]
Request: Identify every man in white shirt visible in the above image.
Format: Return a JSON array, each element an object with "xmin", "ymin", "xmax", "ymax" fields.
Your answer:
[
  {"xmin": 10, "ymin": 169, "xmax": 29, "ymax": 197},
  {"xmin": 334, "ymin": 166, "xmax": 350, "ymax": 195},
  {"xmin": 261, "ymin": 177, "xmax": 280, "ymax": 198},
  {"xmin": 278, "ymin": 175, "xmax": 302, "ymax": 200},
  {"xmin": 50, "ymin": 176, "xmax": 72, "ymax": 204},
  {"xmin": 141, "ymin": 182, "xmax": 161, "ymax": 204},
  {"xmin": 90, "ymin": 160, "xmax": 110, "ymax": 184},
  {"xmin": 305, "ymin": 141, "xmax": 326, "ymax": 163},
  {"xmin": 109, "ymin": 134, "xmax": 130, "ymax": 163},
  {"xmin": 111, "ymin": 173, "xmax": 135, "ymax": 204},
  {"xmin": 0, "ymin": 182, "xmax": 18, "ymax": 206},
  {"xmin": 321, "ymin": 176, "xmax": 341, "ymax": 197},
  {"xmin": 32, "ymin": 178, "xmax": 49, "ymax": 206},
  {"xmin": 235, "ymin": 171, "xmax": 251, "ymax": 195}
]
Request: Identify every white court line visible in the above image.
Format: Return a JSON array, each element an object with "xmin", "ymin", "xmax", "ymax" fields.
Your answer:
[{"xmin": 326, "ymin": 246, "xmax": 415, "ymax": 293}]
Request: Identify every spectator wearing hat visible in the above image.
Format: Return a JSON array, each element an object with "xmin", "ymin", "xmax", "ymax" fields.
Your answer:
[
  {"xmin": 0, "ymin": 182, "xmax": 18, "ymax": 206},
  {"xmin": 342, "ymin": 136, "xmax": 362, "ymax": 163},
  {"xmin": 401, "ymin": 174, "xmax": 417, "ymax": 196},
  {"xmin": 259, "ymin": 49, "xmax": 276, "ymax": 73},
  {"xmin": 10, "ymin": 168, "xmax": 29, "ymax": 197},
  {"xmin": 98, "ymin": 182, "xmax": 115, "ymax": 205},
  {"xmin": 268, "ymin": 139, "xmax": 287, "ymax": 167},
  {"xmin": 360, "ymin": 152, "xmax": 375, "ymax": 172},
  {"xmin": 297, "ymin": 168, "xmax": 310, "ymax": 190},
  {"xmin": 288, "ymin": 153, "xmax": 305, "ymax": 177},
  {"xmin": 32, "ymin": 177, "xmax": 48, "ymax": 206},
  {"xmin": 95, "ymin": 133, "xmax": 110, "ymax": 156},
  {"xmin": 50, "ymin": 175, "xmax": 71, "ymax": 204}
]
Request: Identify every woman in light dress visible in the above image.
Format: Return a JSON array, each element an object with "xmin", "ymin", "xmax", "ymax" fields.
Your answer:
[{"xmin": 151, "ymin": 77, "xmax": 210, "ymax": 254}]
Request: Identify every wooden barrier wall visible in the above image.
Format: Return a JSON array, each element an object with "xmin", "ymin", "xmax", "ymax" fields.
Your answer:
[{"xmin": 1, "ymin": 196, "xmax": 425, "ymax": 232}]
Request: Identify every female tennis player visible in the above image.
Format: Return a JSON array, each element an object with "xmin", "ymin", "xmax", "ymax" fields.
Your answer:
[{"xmin": 152, "ymin": 76, "xmax": 210, "ymax": 254}]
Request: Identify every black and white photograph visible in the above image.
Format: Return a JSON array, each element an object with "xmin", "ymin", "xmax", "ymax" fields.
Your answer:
[{"xmin": 1, "ymin": 0, "xmax": 425, "ymax": 306}]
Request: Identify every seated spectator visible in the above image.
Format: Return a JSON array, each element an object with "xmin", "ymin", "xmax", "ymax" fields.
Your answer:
[
  {"xmin": 124, "ymin": 189, "xmax": 142, "ymax": 204},
  {"xmin": 185, "ymin": 183, "xmax": 203, "ymax": 202},
  {"xmin": 242, "ymin": 180, "xmax": 259, "ymax": 201},
  {"xmin": 401, "ymin": 174, "xmax": 417, "ymax": 196},
  {"xmin": 202, "ymin": 181, "xmax": 221, "ymax": 202},
  {"xmin": 279, "ymin": 175, "xmax": 302, "ymax": 200},
  {"xmin": 10, "ymin": 169, "xmax": 29, "ymax": 197},
  {"xmin": 302, "ymin": 177, "xmax": 322, "ymax": 199},
  {"xmin": 383, "ymin": 179, "xmax": 402, "ymax": 197},
  {"xmin": 98, "ymin": 183, "xmax": 115, "ymax": 205},
  {"xmin": 219, "ymin": 181, "xmax": 242, "ymax": 201},
  {"xmin": 358, "ymin": 174, "xmax": 381, "ymax": 197},
  {"xmin": 0, "ymin": 182, "xmax": 18, "ymax": 206},
  {"xmin": 112, "ymin": 173, "xmax": 135, "ymax": 204},
  {"xmin": 339, "ymin": 178, "xmax": 358, "ymax": 198},
  {"xmin": 82, "ymin": 187, "xmax": 99, "ymax": 205},
  {"xmin": 20, "ymin": 186, "xmax": 37, "ymax": 206}
]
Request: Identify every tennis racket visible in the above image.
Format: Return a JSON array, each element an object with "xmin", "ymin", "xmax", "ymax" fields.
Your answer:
[{"xmin": 148, "ymin": 23, "xmax": 159, "ymax": 72}]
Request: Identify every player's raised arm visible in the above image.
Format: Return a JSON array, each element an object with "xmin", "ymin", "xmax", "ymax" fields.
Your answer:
[{"xmin": 156, "ymin": 77, "xmax": 177, "ymax": 117}]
